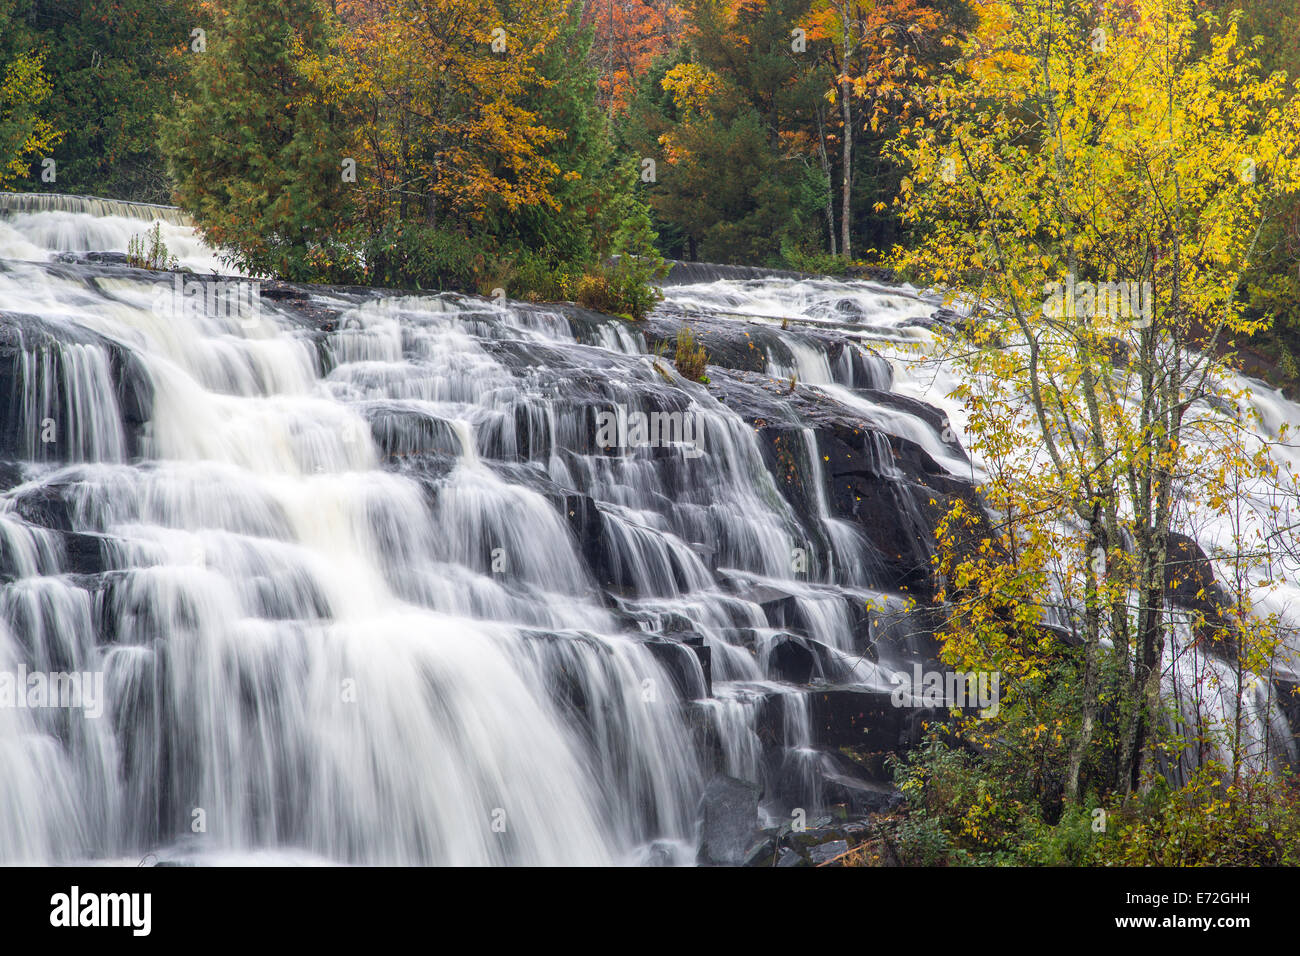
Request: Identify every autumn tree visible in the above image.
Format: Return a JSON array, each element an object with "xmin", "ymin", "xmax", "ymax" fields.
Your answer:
[
  {"xmin": 1210, "ymin": 0, "xmax": 1300, "ymax": 391},
  {"xmin": 163, "ymin": 0, "xmax": 656, "ymax": 301},
  {"xmin": 316, "ymin": 0, "xmax": 571, "ymax": 237},
  {"xmin": 623, "ymin": 0, "xmax": 839, "ymax": 263},
  {"xmin": 892, "ymin": 0, "xmax": 1300, "ymax": 801},
  {"xmin": 585, "ymin": 0, "xmax": 684, "ymax": 111},
  {"xmin": 0, "ymin": 0, "xmax": 59, "ymax": 188},
  {"xmin": 0, "ymin": 51, "xmax": 61, "ymax": 189},
  {"xmin": 803, "ymin": 0, "xmax": 955, "ymax": 260}
]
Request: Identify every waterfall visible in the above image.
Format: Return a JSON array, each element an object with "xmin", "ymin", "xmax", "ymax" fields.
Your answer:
[
  {"xmin": 0, "ymin": 195, "xmax": 1294, "ymax": 865},
  {"xmin": 0, "ymin": 192, "xmax": 222, "ymax": 274},
  {"xmin": 0, "ymin": 193, "xmax": 192, "ymax": 226},
  {"xmin": 659, "ymin": 275, "xmax": 1300, "ymax": 779}
]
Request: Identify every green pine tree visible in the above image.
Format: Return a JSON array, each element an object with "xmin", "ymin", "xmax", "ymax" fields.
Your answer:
[{"xmin": 159, "ymin": 0, "xmax": 354, "ymax": 280}]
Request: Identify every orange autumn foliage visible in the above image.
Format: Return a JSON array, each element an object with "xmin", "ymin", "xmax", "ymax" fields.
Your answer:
[{"xmin": 585, "ymin": 0, "xmax": 685, "ymax": 110}]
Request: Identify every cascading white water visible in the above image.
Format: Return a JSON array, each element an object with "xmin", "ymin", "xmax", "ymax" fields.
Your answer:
[
  {"xmin": 0, "ymin": 192, "xmax": 224, "ymax": 274},
  {"xmin": 660, "ymin": 275, "xmax": 1300, "ymax": 775},
  {"xmin": 2, "ymin": 198, "xmax": 970, "ymax": 865},
  {"xmin": 2, "ymin": 197, "xmax": 1294, "ymax": 865},
  {"xmin": 0, "ymin": 214, "xmax": 695, "ymax": 863}
]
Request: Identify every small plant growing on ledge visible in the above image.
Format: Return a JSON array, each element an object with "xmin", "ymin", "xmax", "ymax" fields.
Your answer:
[
  {"xmin": 126, "ymin": 222, "xmax": 178, "ymax": 271},
  {"xmin": 674, "ymin": 326, "xmax": 709, "ymax": 383}
]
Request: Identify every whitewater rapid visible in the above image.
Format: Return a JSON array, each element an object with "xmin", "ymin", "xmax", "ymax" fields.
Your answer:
[{"xmin": 0, "ymin": 195, "xmax": 1295, "ymax": 865}]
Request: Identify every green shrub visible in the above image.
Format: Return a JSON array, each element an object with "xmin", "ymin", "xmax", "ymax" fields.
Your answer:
[
  {"xmin": 352, "ymin": 224, "xmax": 490, "ymax": 291},
  {"xmin": 854, "ymin": 733, "xmax": 1300, "ymax": 867},
  {"xmin": 1095, "ymin": 765, "xmax": 1300, "ymax": 866},
  {"xmin": 575, "ymin": 272, "xmax": 617, "ymax": 313},
  {"xmin": 509, "ymin": 254, "xmax": 582, "ymax": 303},
  {"xmin": 674, "ymin": 326, "xmax": 709, "ymax": 382},
  {"xmin": 605, "ymin": 254, "xmax": 666, "ymax": 321},
  {"xmin": 571, "ymin": 257, "xmax": 664, "ymax": 320},
  {"xmin": 780, "ymin": 236, "xmax": 847, "ymax": 276},
  {"xmin": 247, "ymin": 218, "xmax": 663, "ymax": 320}
]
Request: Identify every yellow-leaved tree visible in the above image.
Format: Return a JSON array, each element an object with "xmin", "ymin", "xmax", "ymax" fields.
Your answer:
[
  {"xmin": 304, "ymin": 0, "xmax": 569, "ymax": 235},
  {"xmin": 803, "ymin": 0, "xmax": 949, "ymax": 260},
  {"xmin": 889, "ymin": 0, "xmax": 1300, "ymax": 804},
  {"xmin": 0, "ymin": 52, "xmax": 62, "ymax": 188}
]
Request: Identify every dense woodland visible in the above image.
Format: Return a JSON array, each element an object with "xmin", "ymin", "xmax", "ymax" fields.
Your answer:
[
  {"xmin": 3, "ymin": 1, "xmax": 1299, "ymax": 368},
  {"xmin": 5, "ymin": 0, "xmax": 1300, "ymax": 864}
]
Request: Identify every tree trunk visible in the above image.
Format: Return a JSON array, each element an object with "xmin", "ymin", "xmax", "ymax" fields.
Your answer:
[
  {"xmin": 1066, "ymin": 509, "xmax": 1105, "ymax": 803},
  {"xmin": 839, "ymin": 2, "xmax": 853, "ymax": 261},
  {"xmin": 1133, "ymin": 576, "xmax": 1169, "ymax": 792},
  {"xmin": 815, "ymin": 106, "xmax": 837, "ymax": 257},
  {"xmin": 839, "ymin": 84, "xmax": 852, "ymax": 260}
]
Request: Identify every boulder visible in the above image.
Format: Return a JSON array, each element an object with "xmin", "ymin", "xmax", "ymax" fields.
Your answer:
[
  {"xmin": 0, "ymin": 459, "xmax": 22, "ymax": 492},
  {"xmin": 762, "ymin": 633, "xmax": 850, "ymax": 685},
  {"xmin": 809, "ymin": 687, "xmax": 938, "ymax": 751},
  {"xmin": 808, "ymin": 839, "xmax": 851, "ymax": 866},
  {"xmin": 644, "ymin": 637, "xmax": 710, "ymax": 700},
  {"xmin": 697, "ymin": 775, "xmax": 761, "ymax": 866},
  {"xmin": 742, "ymin": 832, "xmax": 779, "ymax": 867}
]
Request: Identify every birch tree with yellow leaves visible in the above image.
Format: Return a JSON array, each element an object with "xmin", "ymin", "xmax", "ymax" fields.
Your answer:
[{"xmin": 890, "ymin": 0, "xmax": 1300, "ymax": 802}]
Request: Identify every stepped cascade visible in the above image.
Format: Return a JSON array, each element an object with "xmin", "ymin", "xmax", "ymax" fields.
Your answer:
[{"xmin": 0, "ymin": 196, "xmax": 1293, "ymax": 865}]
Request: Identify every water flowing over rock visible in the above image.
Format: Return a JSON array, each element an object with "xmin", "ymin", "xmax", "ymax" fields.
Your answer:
[
  {"xmin": 0, "ymin": 193, "xmax": 193, "ymax": 226},
  {"xmin": 0, "ymin": 195, "xmax": 1293, "ymax": 865}
]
